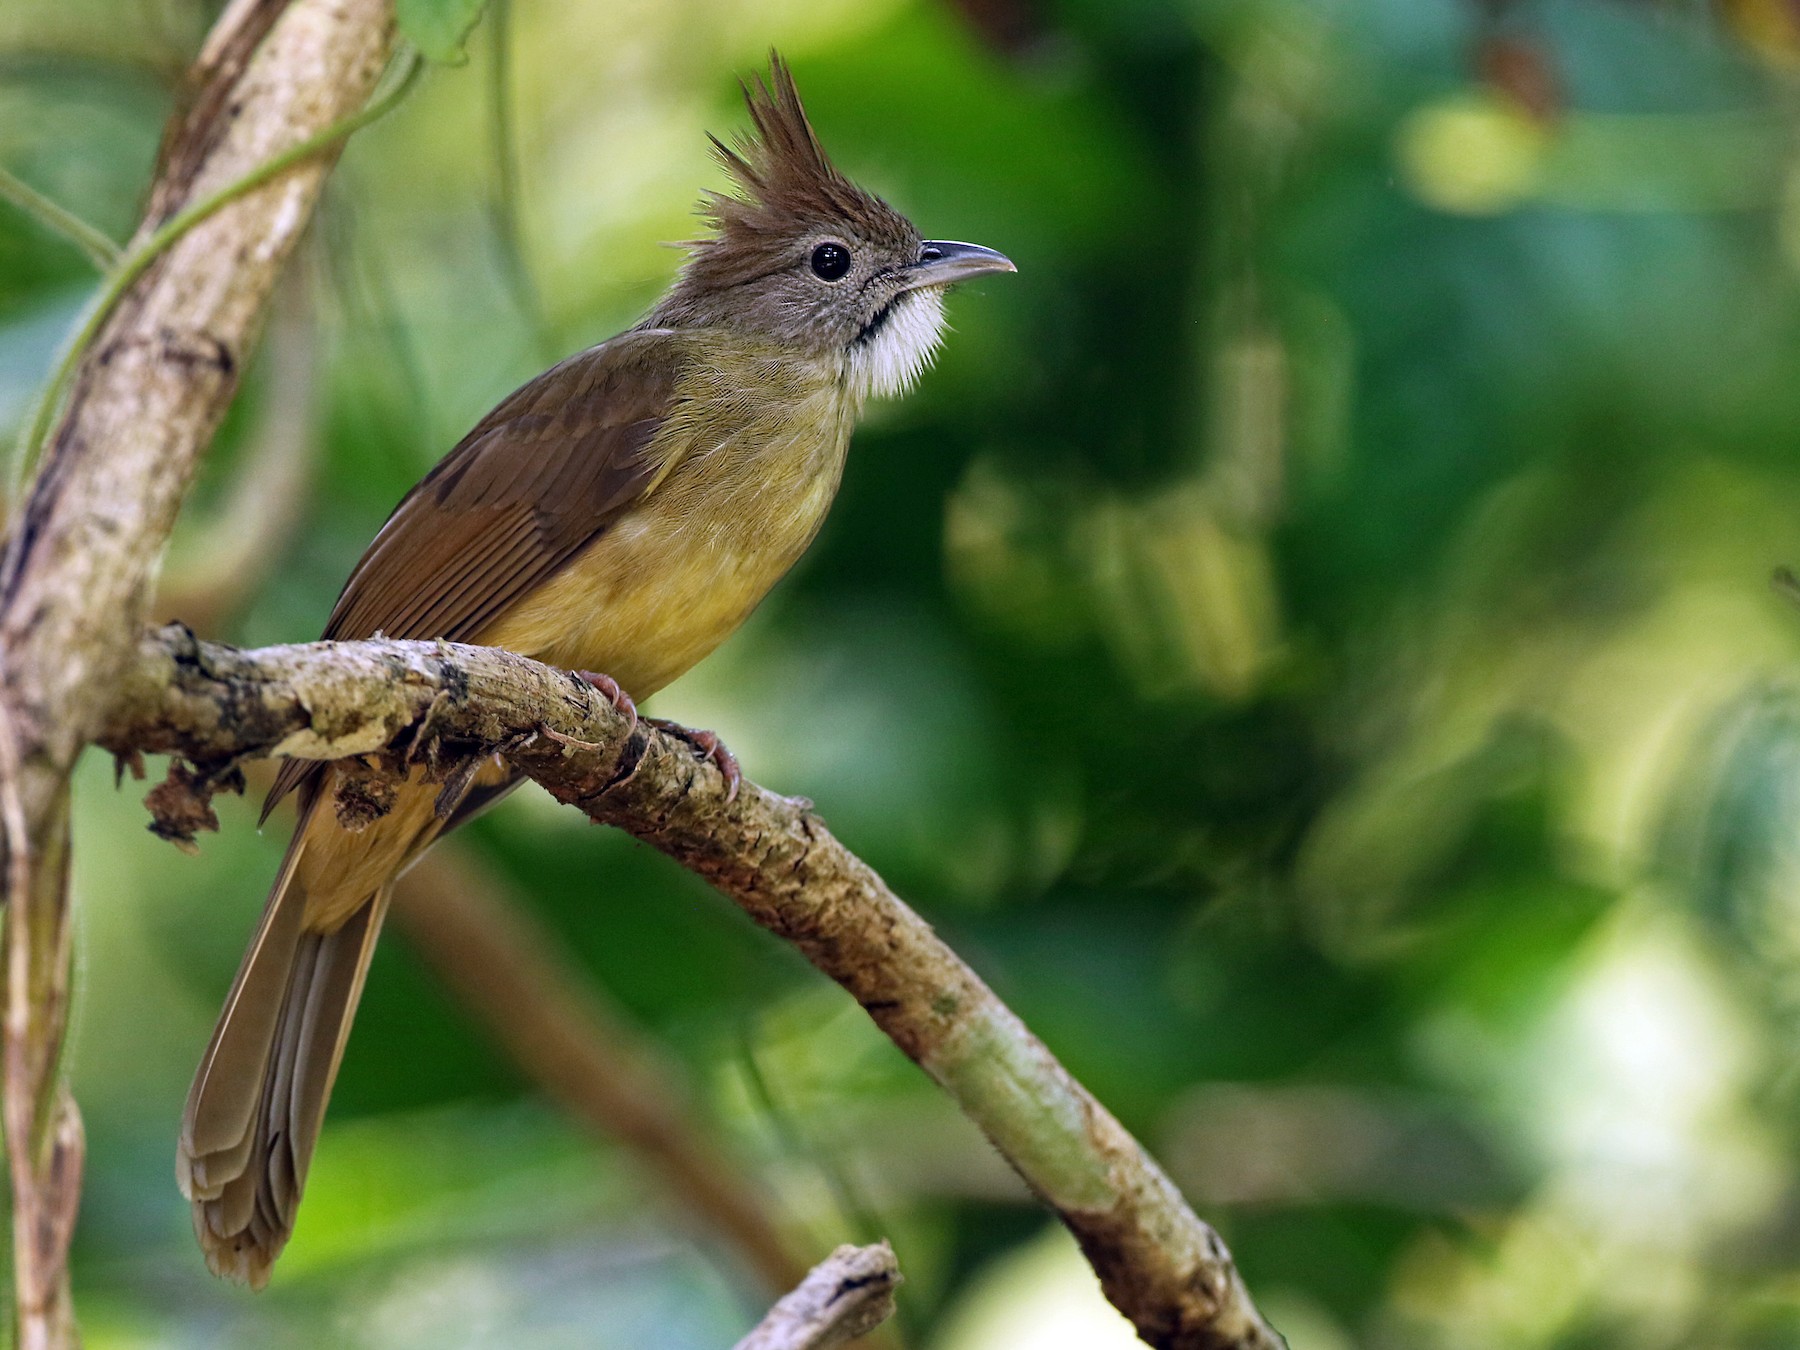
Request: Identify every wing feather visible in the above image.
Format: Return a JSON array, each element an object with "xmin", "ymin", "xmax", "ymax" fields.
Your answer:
[{"xmin": 264, "ymin": 329, "xmax": 688, "ymax": 819}]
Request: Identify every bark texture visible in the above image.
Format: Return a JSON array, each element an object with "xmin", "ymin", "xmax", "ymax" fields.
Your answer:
[{"xmin": 733, "ymin": 1243, "xmax": 901, "ymax": 1350}]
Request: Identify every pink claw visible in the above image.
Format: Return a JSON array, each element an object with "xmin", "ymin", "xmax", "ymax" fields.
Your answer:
[
  {"xmin": 576, "ymin": 671, "xmax": 639, "ymax": 734},
  {"xmin": 648, "ymin": 718, "xmax": 741, "ymax": 803}
]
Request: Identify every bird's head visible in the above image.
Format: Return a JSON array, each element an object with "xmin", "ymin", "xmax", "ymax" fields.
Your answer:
[{"xmin": 655, "ymin": 54, "xmax": 1014, "ymax": 400}]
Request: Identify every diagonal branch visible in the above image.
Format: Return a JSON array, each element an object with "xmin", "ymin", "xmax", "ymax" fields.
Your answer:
[{"xmin": 97, "ymin": 624, "xmax": 1287, "ymax": 1350}]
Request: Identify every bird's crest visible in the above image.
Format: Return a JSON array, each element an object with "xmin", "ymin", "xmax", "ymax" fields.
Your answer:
[{"xmin": 680, "ymin": 54, "xmax": 914, "ymax": 288}]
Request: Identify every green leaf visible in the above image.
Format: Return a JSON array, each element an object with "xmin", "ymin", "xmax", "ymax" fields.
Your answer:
[{"xmin": 396, "ymin": 0, "xmax": 489, "ymax": 65}]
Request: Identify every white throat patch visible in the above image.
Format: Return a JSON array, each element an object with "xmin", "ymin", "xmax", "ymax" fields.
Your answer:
[{"xmin": 845, "ymin": 288, "xmax": 946, "ymax": 402}]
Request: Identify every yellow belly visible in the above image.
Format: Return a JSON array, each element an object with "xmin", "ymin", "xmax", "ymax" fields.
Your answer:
[{"xmin": 480, "ymin": 374, "xmax": 853, "ymax": 698}]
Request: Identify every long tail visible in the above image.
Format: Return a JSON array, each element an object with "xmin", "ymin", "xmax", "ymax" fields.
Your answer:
[{"xmin": 176, "ymin": 796, "xmax": 389, "ymax": 1289}]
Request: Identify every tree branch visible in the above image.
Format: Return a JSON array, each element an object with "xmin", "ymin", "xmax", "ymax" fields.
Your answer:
[
  {"xmin": 1, "ymin": 0, "xmax": 394, "ymax": 854},
  {"xmin": 0, "ymin": 3, "xmax": 395, "ymax": 1344},
  {"xmin": 97, "ymin": 624, "xmax": 1286, "ymax": 1350},
  {"xmin": 733, "ymin": 1243, "xmax": 901, "ymax": 1350}
]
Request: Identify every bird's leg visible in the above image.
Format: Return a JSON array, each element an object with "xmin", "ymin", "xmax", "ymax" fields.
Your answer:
[
  {"xmin": 575, "ymin": 670, "xmax": 639, "ymax": 735},
  {"xmin": 646, "ymin": 718, "xmax": 742, "ymax": 803}
]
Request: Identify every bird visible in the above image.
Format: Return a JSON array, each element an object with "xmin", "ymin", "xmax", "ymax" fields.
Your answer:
[{"xmin": 176, "ymin": 53, "xmax": 1014, "ymax": 1287}]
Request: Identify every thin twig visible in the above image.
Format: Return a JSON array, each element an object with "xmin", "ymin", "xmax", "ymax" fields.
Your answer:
[
  {"xmin": 0, "ymin": 698, "xmax": 30, "ymax": 923},
  {"xmin": 739, "ymin": 1028, "xmax": 897, "ymax": 1272},
  {"xmin": 1771, "ymin": 564, "xmax": 1800, "ymax": 610},
  {"xmin": 733, "ymin": 1243, "xmax": 901, "ymax": 1350},
  {"xmin": 0, "ymin": 166, "xmax": 121, "ymax": 270},
  {"xmin": 484, "ymin": 0, "xmax": 551, "ymax": 357}
]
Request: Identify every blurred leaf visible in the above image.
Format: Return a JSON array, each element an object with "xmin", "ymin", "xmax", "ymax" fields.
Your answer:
[
  {"xmin": 396, "ymin": 0, "xmax": 489, "ymax": 65},
  {"xmin": 1658, "ymin": 681, "xmax": 1800, "ymax": 1005}
]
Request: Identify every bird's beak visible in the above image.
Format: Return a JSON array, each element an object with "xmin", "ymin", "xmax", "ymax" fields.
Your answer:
[{"xmin": 906, "ymin": 240, "xmax": 1017, "ymax": 289}]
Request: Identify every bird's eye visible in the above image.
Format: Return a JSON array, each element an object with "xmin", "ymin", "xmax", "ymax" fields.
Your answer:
[{"xmin": 810, "ymin": 242, "xmax": 851, "ymax": 281}]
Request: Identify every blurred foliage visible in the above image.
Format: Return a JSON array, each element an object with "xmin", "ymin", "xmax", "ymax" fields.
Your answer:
[
  {"xmin": 397, "ymin": 0, "xmax": 489, "ymax": 66},
  {"xmin": 11, "ymin": 0, "xmax": 1800, "ymax": 1345}
]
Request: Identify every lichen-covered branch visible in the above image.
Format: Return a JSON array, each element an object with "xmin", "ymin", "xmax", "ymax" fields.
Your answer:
[
  {"xmin": 97, "ymin": 624, "xmax": 1286, "ymax": 1350},
  {"xmin": 733, "ymin": 1242, "xmax": 900, "ymax": 1350}
]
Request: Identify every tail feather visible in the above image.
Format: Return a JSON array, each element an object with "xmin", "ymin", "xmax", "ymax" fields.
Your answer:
[
  {"xmin": 178, "ymin": 799, "xmax": 390, "ymax": 1289},
  {"xmin": 292, "ymin": 898, "xmax": 387, "ymax": 1161},
  {"xmin": 180, "ymin": 831, "xmax": 309, "ymax": 1172}
]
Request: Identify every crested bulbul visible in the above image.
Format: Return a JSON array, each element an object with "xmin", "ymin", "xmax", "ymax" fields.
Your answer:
[{"xmin": 177, "ymin": 55, "xmax": 1013, "ymax": 1285}]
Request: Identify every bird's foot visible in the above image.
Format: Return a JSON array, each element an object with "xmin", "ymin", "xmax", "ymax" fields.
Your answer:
[
  {"xmin": 575, "ymin": 670, "xmax": 639, "ymax": 734},
  {"xmin": 647, "ymin": 718, "xmax": 742, "ymax": 803}
]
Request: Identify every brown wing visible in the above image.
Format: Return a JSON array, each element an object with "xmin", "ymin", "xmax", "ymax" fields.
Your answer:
[{"xmin": 264, "ymin": 328, "xmax": 690, "ymax": 818}]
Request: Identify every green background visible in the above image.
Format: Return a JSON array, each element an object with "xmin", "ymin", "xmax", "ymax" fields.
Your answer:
[{"xmin": 8, "ymin": 0, "xmax": 1800, "ymax": 1345}]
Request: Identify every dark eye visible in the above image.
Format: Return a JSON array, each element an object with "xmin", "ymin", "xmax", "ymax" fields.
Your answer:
[{"xmin": 810, "ymin": 242, "xmax": 851, "ymax": 281}]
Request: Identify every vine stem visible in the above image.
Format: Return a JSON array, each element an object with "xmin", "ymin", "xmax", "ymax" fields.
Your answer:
[
  {"xmin": 9, "ymin": 46, "xmax": 424, "ymax": 493},
  {"xmin": 0, "ymin": 168, "xmax": 121, "ymax": 271}
]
